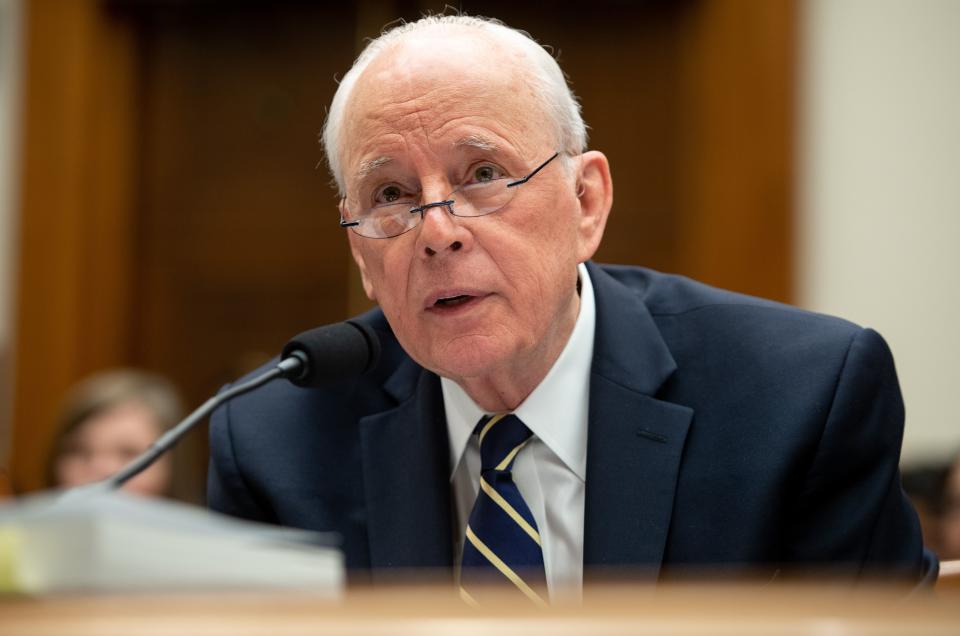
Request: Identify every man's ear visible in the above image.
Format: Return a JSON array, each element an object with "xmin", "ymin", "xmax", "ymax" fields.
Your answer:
[
  {"xmin": 348, "ymin": 235, "xmax": 377, "ymax": 301},
  {"xmin": 574, "ymin": 150, "xmax": 613, "ymax": 263}
]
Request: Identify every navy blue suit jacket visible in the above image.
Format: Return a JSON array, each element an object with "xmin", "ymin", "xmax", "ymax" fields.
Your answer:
[{"xmin": 208, "ymin": 262, "xmax": 934, "ymax": 584}]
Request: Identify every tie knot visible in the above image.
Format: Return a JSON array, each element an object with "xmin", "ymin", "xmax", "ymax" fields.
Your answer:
[{"xmin": 476, "ymin": 413, "xmax": 533, "ymax": 472}]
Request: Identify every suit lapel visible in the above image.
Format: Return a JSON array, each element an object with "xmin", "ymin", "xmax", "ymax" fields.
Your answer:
[
  {"xmin": 583, "ymin": 263, "xmax": 693, "ymax": 580},
  {"xmin": 359, "ymin": 359, "xmax": 453, "ymax": 579}
]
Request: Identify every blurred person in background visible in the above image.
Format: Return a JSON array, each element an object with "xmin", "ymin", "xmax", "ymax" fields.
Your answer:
[
  {"xmin": 941, "ymin": 453, "xmax": 960, "ymax": 560},
  {"xmin": 901, "ymin": 465, "xmax": 948, "ymax": 558},
  {"xmin": 46, "ymin": 369, "xmax": 183, "ymax": 497}
]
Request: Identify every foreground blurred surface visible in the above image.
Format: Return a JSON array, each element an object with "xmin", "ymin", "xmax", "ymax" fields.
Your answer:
[
  {"xmin": 0, "ymin": 491, "xmax": 342, "ymax": 595},
  {"xmin": 2, "ymin": 581, "xmax": 958, "ymax": 636}
]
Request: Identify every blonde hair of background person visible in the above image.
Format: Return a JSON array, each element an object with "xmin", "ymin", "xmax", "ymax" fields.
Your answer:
[{"xmin": 45, "ymin": 369, "xmax": 184, "ymax": 497}]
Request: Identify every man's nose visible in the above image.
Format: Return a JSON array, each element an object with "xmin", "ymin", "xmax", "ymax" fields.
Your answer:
[{"xmin": 416, "ymin": 198, "xmax": 471, "ymax": 257}]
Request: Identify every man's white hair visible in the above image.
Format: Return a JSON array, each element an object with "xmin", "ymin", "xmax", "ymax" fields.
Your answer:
[{"xmin": 321, "ymin": 15, "xmax": 588, "ymax": 196}]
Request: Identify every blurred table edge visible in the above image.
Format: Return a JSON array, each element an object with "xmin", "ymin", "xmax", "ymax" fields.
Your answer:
[{"xmin": 1, "ymin": 582, "xmax": 958, "ymax": 636}]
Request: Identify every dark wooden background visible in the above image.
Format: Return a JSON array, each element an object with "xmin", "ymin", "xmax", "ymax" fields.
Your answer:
[{"xmin": 9, "ymin": 0, "xmax": 794, "ymax": 502}]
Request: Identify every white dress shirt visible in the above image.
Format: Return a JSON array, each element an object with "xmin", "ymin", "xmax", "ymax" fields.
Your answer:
[{"xmin": 443, "ymin": 262, "xmax": 596, "ymax": 602}]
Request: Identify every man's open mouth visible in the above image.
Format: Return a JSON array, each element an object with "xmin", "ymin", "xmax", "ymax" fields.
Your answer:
[{"xmin": 435, "ymin": 294, "xmax": 473, "ymax": 307}]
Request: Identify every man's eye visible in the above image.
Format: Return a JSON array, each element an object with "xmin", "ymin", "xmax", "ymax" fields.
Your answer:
[
  {"xmin": 471, "ymin": 164, "xmax": 504, "ymax": 183},
  {"xmin": 377, "ymin": 185, "xmax": 404, "ymax": 204}
]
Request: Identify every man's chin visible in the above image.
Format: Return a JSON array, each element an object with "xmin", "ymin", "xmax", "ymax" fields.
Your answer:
[{"xmin": 423, "ymin": 339, "xmax": 515, "ymax": 385}]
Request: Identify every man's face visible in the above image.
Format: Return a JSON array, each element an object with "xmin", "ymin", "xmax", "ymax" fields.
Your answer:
[{"xmin": 340, "ymin": 35, "xmax": 608, "ymax": 394}]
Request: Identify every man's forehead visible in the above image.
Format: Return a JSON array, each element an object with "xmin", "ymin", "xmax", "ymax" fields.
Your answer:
[
  {"xmin": 349, "ymin": 27, "xmax": 538, "ymax": 120},
  {"xmin": 343, "ymin": 46, "xmax": 540, "ymax": 164},
  {"xmin": 372, "ymin": 26, "xmax": 523, "ymax": 73},
  {"xmin": 358, "ymin": 37, "xmax": 524, "ymax": 106}
]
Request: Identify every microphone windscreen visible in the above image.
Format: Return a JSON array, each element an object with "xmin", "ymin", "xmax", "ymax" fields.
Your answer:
[{"xmin": 281, "ymin": 320, "xmax": 381, "ymax": 388}]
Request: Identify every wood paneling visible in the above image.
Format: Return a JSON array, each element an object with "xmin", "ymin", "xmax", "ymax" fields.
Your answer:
[
  {"xmin": 675, "ymin": 0, "xmax": 795, "ymax": 301},
  {"xmin": 130, "ymin": 3, "xmax": 357, "ymax": 501},
  {"xmin": 11, "ymin": 0, "xmax": 138, "ymax": 492}
]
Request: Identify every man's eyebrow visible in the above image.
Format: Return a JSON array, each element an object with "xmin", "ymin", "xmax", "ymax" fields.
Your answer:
[
  {"xmin": 354, "ymin": 137, "xmax": 496, "ymax": 182},
  {"xmin": 454, "ymin": 135, "xmax": 499, "ymax": 152},
  {"xmin": 356, "ymin": 156, "xmax": 393, "ymax": 181}
]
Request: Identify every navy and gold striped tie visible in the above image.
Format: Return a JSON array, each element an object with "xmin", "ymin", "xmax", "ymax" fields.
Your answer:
[{"xmin": 460, "ymin": 413, "xmax": 547, "ymax": 606}]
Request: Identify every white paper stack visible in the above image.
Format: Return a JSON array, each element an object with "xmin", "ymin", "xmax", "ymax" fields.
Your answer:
[{"xmin": 0, "ymin": 490, "xmax": 343, "ymax": 597}]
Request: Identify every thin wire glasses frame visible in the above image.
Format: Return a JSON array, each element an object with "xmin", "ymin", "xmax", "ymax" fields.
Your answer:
[{"xmin": 339, "ymin": 151, "xmax": 561, "ymax": 239}]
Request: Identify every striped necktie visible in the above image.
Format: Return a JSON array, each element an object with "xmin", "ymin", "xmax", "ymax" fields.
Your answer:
[{"xmin": 460, "ymin": 413, "xmax": 548, "ymax": 606}]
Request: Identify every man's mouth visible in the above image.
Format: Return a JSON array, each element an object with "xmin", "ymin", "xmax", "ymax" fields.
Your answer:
[
  {"xmin": 425, "ymin": 290, "xmax": 490, "ymax": 313},
  {"xmin": 434, "ymin": 294, "xmax": 473, "ymax": 307}
]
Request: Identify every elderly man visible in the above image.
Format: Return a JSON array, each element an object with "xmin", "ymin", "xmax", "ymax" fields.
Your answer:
[{"xmin": 208, "ymin": 16, "xmax": 934, "ymax": 602}]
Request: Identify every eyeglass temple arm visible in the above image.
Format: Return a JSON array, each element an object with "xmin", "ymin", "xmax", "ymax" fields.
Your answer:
[{"xmin": 506, "ymin": 152, "xmax": 560, "ymax": 188}]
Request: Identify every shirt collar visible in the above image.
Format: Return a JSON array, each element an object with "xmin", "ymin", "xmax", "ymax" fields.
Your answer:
[{"xmin": 443, "ymin": 263, "xmax": 596, "ymax": 482}]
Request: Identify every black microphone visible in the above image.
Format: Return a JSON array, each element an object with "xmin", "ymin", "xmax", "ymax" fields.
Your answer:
[
  {"xmin": 282, "ymin": 320, "xmax": 381, "ymax": 387},
  {"xmin": 81, "ymin": 321, "xmax": 381, "ymax": 494}
]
